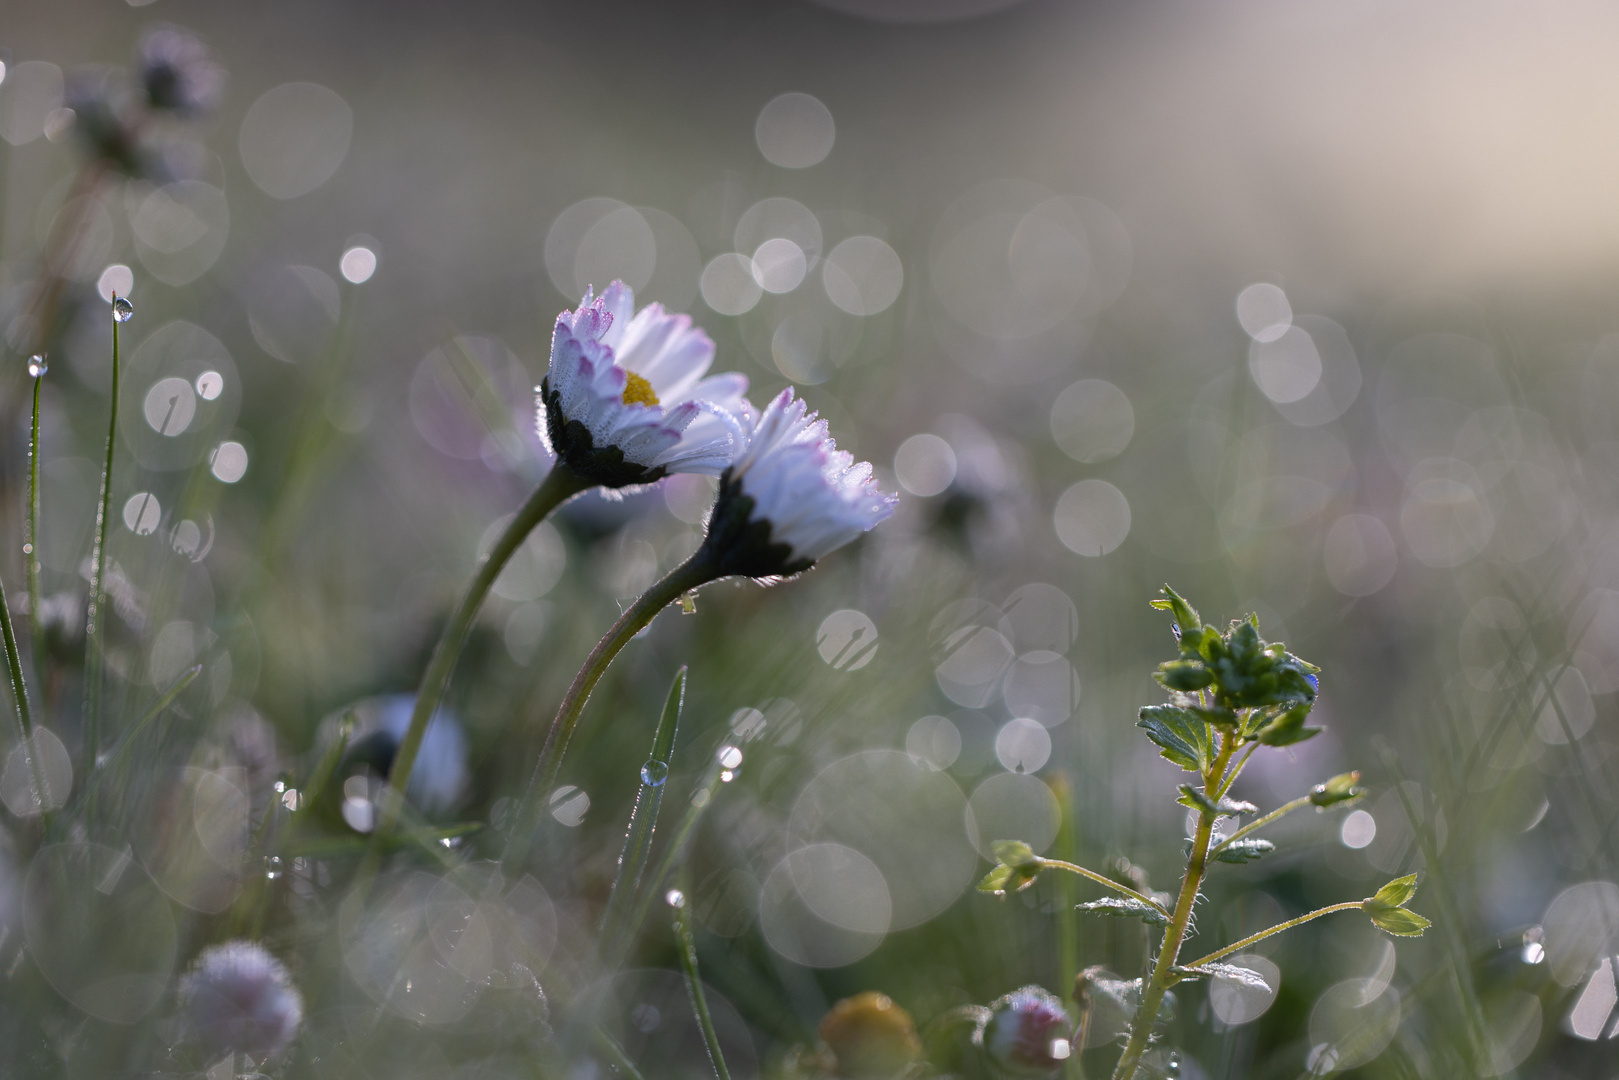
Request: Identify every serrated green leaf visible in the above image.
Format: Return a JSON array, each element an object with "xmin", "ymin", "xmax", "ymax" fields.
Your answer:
[
  {"xmin": 1177, "ymin": 785, "xmax": 1257, "ymax": 816},
  {"xmin": 1309, "ymin": 771, "xmax": 1364, "ymax": 808},
  {"xmin": 1367, "ymin": 905, "xmax": 1431, "ymax": 937},
  {"xmin": 1211, "ymin": 838, "xmax": 1275, "ymax": 864},
  {"xmin": 1370, "ymin": 873, "xmax": 1420, "ymax": 908},
  {"xmin": 1138, "ymin": 705, "xmax": 1213, "ymax": 773},
  {"xmin": 1077, "ymin": 897, "xmax": 1168, "ymax": 926}
]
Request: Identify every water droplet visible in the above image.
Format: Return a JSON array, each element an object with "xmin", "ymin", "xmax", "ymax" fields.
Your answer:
[
  {"xmin": 719, "ymin": 770, "xmax": 735, "ymax": 783},
  {"xmin": 195, "ymin": 371, "xmax": 224, "ymax": 400},
  {"xmin": 21, "ymin": 544, "xmax": 31, "ymax": 556},
  {"xmin": 263, "ymin": 856, "xmax": 282, "ymax": 881},
  {"xmin": 112, "ymin": 297, "xmax": 134, "ymax": 323},
  {"xmin": 716, "ymin": 745, "xmax": 743, "ymax": 769},
  {"xmin": 640, "ymin": 758, "xmax": 669, "ymax": 786},
  {"xmin": 665, "ymin": 888, "xmax": 685, "ymax": 908},
  {"xmin": 27, "ymin": 355, "xmax": 46, "ymax": 377}
]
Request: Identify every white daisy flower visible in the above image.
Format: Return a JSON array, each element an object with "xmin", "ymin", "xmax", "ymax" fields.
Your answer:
[
  {"xmin": 539, "ymin": 280, "xmax": 750, "ymax": 487},
  {"xmin": 698, "ymin": 388, "xmax": 897, "ymax": 578}
]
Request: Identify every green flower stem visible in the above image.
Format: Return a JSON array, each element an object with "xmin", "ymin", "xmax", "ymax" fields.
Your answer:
[
  {"xmin": 1112, "ymin": 734, "xmax": 1238, "ymax": 1080},
  {"xmin": 1038, "ymin": 859, "xmax": 1171, "ymax": 918},
  {"xmin": 26, "ymin": 372, "xmax": 45, "ymax": 681},
  {"xmin": 502, "ymin": 553, "xmax": 717, "ymax": 875},
  {"xmin": 81, "ymin": 296, "xmax": 123, "ymax": 779},
  {"xmin": 1181, "ymin": 902, "xmax": 1367, "ymax": 969},
  {"xmin": 374, "ymin": 464, "xmax": 589, "ymax": 846},
  {"xmin": 1207, "ymin": 795, "xmax": 1311, "ymax": 859}
]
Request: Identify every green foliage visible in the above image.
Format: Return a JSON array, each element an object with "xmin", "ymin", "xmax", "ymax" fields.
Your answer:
[
  {"xmin": 1210, "ymin": 838, "xmax": 1275, "ymax": 863},
  {"xmin": 1309, "ymin": 771, "xmax": 1365, "ymax": 808},
  {"xmin": 1176, "ymin": 784, "xmax": 1256, "ymax": 816},
  {"xmin": 1364, "ymin": 874, "xmax": 1431, "ymax": 937},
  {"xmin": 977, "ymin": 840, "xmax": 1043, "ymax": 895},
  {"xmin": 1077, "ymin": 897, "xmax": 1169, "ymax": 926},
  {"xmin": 1171, "ymin": 963, "xmax": 1271, "ymax": 991},
  {"xmin": 1137, "ymin": 705, "xmax": 1213, "ymax": 772}
]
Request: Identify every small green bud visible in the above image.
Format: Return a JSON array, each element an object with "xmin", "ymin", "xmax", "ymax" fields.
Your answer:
[
  {"xmin": 1363, "ymin": 874, "xmax": 1430, "ymax": 936},
  {"xmin": 1309, "ymin": 771, "xmax": 1364, "ymax": 807},
  {"xmin": 978, "ymin": 840, "xmax": 1043, "ymax": 895},
  {"xmin": 1156, "ymin": 659, "xmax": 1214, "ymax": 693}
]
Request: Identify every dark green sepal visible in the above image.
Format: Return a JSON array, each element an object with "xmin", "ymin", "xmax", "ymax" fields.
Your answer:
[
  {"xmin": 1177, "ymin": 785, "xmax": 1257, "ymax": 817},
  {"xmin": 540, "ymin": 378, "xmax": 668, "ymax": 489},
  {"xmin": 1077, "ymin": 897, "xmax": 1168, "ymax": 926},
  {"xmin": 695, "ymin": 469, "xmax": 814, "ymax": 580},
  {"xmin": 1211, "ymin": 838, "xmax": 1275, "ymax": 864},
  {"xmin": 1309, "ymin": 771, "xmax": 1364, "ymax": 807}
]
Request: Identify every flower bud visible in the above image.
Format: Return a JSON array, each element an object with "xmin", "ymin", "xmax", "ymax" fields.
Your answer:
[
  {"xmin": 179, "ymin": 941, "xmax": 303, "ymax": 1059},
  {"xmin": 819, "ymin": 991, "xmax": 921, "ymax": 1077},
  {"xmin": 980, "ymin": 986, "xmax": 1073, "ymax": 1075}
]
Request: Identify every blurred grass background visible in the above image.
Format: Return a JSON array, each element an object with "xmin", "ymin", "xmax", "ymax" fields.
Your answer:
[{"xmin": 3, "ymin": 1, "xmax": 1619, "ymax": 1077}]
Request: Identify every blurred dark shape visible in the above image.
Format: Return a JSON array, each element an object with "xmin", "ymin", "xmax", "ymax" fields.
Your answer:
[
  {"xmin": 928, "ymin": 415, "xmax": 1027, "ymax": 559},
  {"xmin": 34, "ymin": 591, "xmax": 83, "ymax": 663},
  {"xmin": 806, "ymin": 0, "xmax": 1029, "ymax": 23},
  {"xmin": 137, "ymin": 26, "xmax": 223, "ymax": 117},
  {"xmin": 178, "ymin": 940, "xmax": 303, "ymax": 1060},
  {"xmin": 978, "ymin": 986, "xmax": 1071, "ymax": 1076},
  {"xmin": 328, "ymin": 694, "xmax": 469, "ymax": 822},
  {"xmin": 62, "ymin": 70, "xmax": 145, "ymax": 176},
  {"xmin": 818, "ymin": 991, "xmax": 923, "ymax": 1077}
]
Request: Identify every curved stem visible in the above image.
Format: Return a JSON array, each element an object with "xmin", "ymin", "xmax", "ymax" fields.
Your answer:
[
  {"xmin": 501, "ymin": 554, "xmax": 716, "ymax": 874},
  {"xmin": 81, "ymin": 296, "xmax": 123, "ymax": 779},
  {"xmin": 376, "ymin": 464, "xmax": 588, "ymax": 841},
  {"xmin": 1039, "ymin": 859, "xmax": 1171, "ymax": 917},
  {"xmin": 1208, "ymin": 795, "xmax": 1311, "ymax": 859},
  {"xmin": 1112, "ymin": 733, "xmax": 1237, "ymax": 1080},
  {"xmin": 1214, "ymin": 741, "xmax": 1259, "ymax": 799},
  {"xmin": 1182, "ymin": 902, "xmax": 1366, "ymax": 969}
]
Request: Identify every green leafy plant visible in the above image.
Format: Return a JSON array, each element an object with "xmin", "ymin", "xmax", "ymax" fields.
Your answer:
[{"xmin": 978, "ymin": 586, "xmax": 1430, "ymax": 1080}]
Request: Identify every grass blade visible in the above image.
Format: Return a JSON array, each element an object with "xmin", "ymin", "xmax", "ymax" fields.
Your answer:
[
  {"xmin": 673, "ymin": 867, "xmax": 733, "ymax": 1080},
  {"xmin": 26, "ymin": 370, "xmax": 45, "ymax": 681},
  {"xmin": 81, "ymin": 295, "xmax": 124, "ymax": 779},
  {"xmin": 597, "ymin": 666, "xmax": 685, "ymax": 964},
  {"xmin": 0, "ymin": 565, "xmax": 49, "ymax": 820}
]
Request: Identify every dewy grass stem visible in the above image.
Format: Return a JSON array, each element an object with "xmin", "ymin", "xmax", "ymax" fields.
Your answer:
[
  {"xmin": 501, "ymin": 552, "xmax": 716, "ymax": 875},
  {"xmin": 26, "ymin": 371, "xmax": 45, "ymax": 679},
  {"xmin": 1111, "ymin": 734, "xmax": 1237, "ymax": 1080},
  {"xmin": 374, "ymin": 464, "xmax": 589, "ymax": 849},
  {"xmin": 81, "ymin": 295, "xmax": 124, "ymax": 779},
  {"xmin": 673, "ymin": 867, "xmax": 734, "ymax": 1080},
  {"xmin": 0, "ymin": 564, "xmax": 50, "ymax": 820}
]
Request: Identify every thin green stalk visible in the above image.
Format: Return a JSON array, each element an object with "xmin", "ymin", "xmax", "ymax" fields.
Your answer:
[
  {"xmin": 598, "ymin": 667, "xmax": 685, "ymax": 965},
  {"xmin": 26, "ymin": 370, "xmax": 44, "ymax": 679},
  {"xmin": 373, "ymin": 464, "xmax": 588, "ymax": 851},
  {"xmin": 501, "ymin": 553, "xmax": 717, "ymax": 874},
  {"xmin": 591, "ymin": 1027, "xmax": 649, "ymax": 1080},
  {"xmin": 1112, "ymin": 734, "xmax": 1237, "ymax": 1080},
  {"xmin": 84, "ymin": 662, "xmax": 202, "ymax": 815},
  {"xmin": 1039, "ymin": 858, "xmax": 1172, "ymax": 918},
  {"xmin": 673, "ymin": 868, "xmax": 734, "ymax": 1080},
  {"xmin": 611, "ymin": 763, "xmax": 727, "ymax": 970},
  {"xmin": 1181, "ymin": 902, "xmax": 1366, "ymax": 968},
  {"xmin": 1207, "ymin": 795, "xmax": 1311, "ymax": 859},
  {"xmin": 0, "ymin": 565, "xmax": 50, "ymax": 818},
  {"xmin": 81, "ymin": 295, "xmax": 123, "ymax": 778}
]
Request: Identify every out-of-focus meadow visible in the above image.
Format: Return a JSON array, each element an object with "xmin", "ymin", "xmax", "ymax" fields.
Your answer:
[{"xmin": 2, "ymin": 0, "xmax": 1619, "ymax": 1076}]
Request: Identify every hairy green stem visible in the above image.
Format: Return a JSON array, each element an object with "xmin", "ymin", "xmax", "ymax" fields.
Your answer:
[
  {"xmin": 1207, "ymin": 795, "xmax": 1311, "ymax": 858},
  {"xmin": 1112, "ymin": 734, "xmax": 1237, "ymax": 1080},
  {"xmin": 375, "ymin": 464, "xmax": 588, "ymax": 846},
  {"xmin": 81, "ymin": 296, "xmax": 123, "ymax": 779},
  {"xmin": 1039, "ymin": 859, "xmax": 1171, "ymax": 918},
  {"xmin": 1182, "ymin": 902, "xmax": 1366, "ymax": 968},
  {"xmin": 502, "ymin": 553, "xmax": 716, "ymax": 874}
]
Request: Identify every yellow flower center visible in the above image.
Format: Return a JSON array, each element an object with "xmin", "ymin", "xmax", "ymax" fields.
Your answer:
[{"xmin": 621, "ymin": 371, "xmax": 659, "ymax": 407}]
